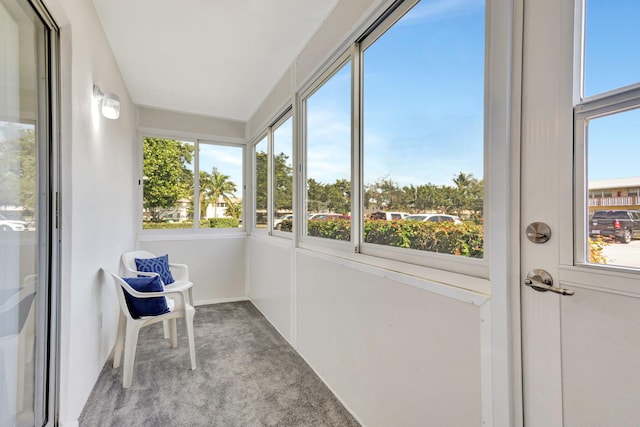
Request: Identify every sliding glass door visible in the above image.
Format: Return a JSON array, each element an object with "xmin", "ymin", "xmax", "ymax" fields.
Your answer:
[{"xmin": 0, "ymin": 0, "xmax": 57, "ymax": 425}]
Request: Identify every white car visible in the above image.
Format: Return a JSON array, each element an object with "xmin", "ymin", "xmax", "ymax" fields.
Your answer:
[
  {"xmin": 405, "ymin": 214, "xmax": 462, "ymax": 224},
  {"xmin": 273, "ymin": 214, "xmax": 293, "ymax": 230},
  {"xmin": 0, "ymin": 214, "xmax": 28, "ymax": 231}
]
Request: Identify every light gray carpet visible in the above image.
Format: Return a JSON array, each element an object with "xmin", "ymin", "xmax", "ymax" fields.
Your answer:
[{"xmin": 79, "ymin": 301, "xmax": 360, "ymax": 427}]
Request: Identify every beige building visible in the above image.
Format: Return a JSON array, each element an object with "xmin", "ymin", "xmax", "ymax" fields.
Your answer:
[{"xmin": 588, "ymin": 177, "xmax": 640, "ymax": 216}]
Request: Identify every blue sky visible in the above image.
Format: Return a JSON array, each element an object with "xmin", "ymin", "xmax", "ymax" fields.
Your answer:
[
  {"xmin": 198, "ymin": 143, "xmax": 244, "ymax": 192},
  {"xmin": 307, "ymin": 0, "xmax": 485, "ymax": 187},
  {"xmin": 585, "ymin": 0, "xmax": 640, "ymax": 182},
  {"xmin": 304, "ymin": 0, "xmax": 640, "ymax": 187}
]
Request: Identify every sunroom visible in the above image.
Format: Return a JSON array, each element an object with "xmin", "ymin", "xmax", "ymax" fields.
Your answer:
[{"xmin": 2, "ymin": 0, "xmax": 640, "ymax": 426}]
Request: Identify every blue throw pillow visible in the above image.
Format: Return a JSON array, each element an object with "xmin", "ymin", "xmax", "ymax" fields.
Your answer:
[
  {"xmin": 135, "ymin": 254, "xmax": 175, "ymax": 285},
  {"xmin": 122, "ymin": 276, "xmax": 170, "ymax": 319}
]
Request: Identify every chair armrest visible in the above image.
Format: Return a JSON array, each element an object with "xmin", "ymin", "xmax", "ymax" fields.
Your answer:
[
  {"xmin": 114, "ymin": 274, "xmax": 189, "ymax": 307},
  {"xmin": 130, "ymin": 270, "xmax": 160, "ymax": 279},
  {"xmin": 168, "ymin": 263, "xmax": 188, "ymax": 282}
]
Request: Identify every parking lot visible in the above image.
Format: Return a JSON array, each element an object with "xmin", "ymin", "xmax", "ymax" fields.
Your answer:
[{"xmin": 602, "ymin": 239, "xmax": 640, "ymax": 268}]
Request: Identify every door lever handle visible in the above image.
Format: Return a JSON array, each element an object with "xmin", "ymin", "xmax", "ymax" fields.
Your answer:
[{"xmin": 524, "ymin": 269, "xmax": 575, "ymax": 296}]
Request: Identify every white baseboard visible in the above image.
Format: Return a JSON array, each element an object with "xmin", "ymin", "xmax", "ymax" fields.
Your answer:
[{"xmin": 194, "ymin": 296, "xmax": 248, "ymax": 306}]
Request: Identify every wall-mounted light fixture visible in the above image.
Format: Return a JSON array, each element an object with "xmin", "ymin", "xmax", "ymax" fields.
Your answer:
[{"xmin": 93, "ymin": 84, "xmax": 120, "ymax": 119}]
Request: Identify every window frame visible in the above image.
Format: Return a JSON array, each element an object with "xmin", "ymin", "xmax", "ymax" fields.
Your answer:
[
  {"xmin": 251, "ymin": 132, "xmax": 269, "ymax": 233},
  {"xmin": 271, "ymin": 110, "xmax": 295, "ymax": 239},
  {"xmin": 139, "ymin": 131, "xmax": 246, "ymax": 236},
  {"xmin": 295, "ymin": 0, "xmax": 489, "ymax": 278},
  {"xmin": 299, "ymin": 50, "xmax": 355, "ymax": 253}
]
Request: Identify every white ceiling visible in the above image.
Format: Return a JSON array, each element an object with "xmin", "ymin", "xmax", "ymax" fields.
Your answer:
[{"xmin": 91, "ymin": 0, "xmax": 339, "ymax": 121}]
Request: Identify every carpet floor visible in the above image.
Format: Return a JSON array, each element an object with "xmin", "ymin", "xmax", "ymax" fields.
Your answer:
[{"xmin": 79, "ymin": 301, "xmax": 360, "ymax": 427}]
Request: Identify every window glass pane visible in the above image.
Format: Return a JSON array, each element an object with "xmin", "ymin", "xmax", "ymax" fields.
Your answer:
[
  {"xmin": 305, "ymin": 62, "xmax": 352, "ymax": 241},
  {"xmin": 586, "ymin": 108, "xmax": 640, "ymax": 267},
  {"xmin": 254, "ymin": 137, "xmax": 268, "ymax": 228},
  {"xmin": 273, "ymin": 117, "xmax": 293, "ymax": 232},
  {"xmin": 362, "ymin": 0, "xmax": 485, "ymax": 258},
  {"xmin": 199, "ymin": 143, "xmax": 243, "ymax": 228},
  {"xmin": 142, "ymin": 138, "xmax": 194, "ymax": 229},
  {"xmin": 584, "ymin": 1, "xmax": 640, "ymax": 97}
]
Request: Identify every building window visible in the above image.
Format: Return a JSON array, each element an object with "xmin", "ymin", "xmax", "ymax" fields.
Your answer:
[{"xmin": 142, "ymin": 137, "xmax": 243, "ymax": 230}]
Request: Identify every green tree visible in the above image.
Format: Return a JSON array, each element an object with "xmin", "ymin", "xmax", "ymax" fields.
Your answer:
[
  {"xmin": 255, "ymin": 151, "xmax": 268, "ymax": 218},
  {"xmin": 452, "ymin": 172, "xmax": 483, "ymax": 219},
  {"xmin": 0, "ymin": 125, "xmax": 37, "ymax": 217},
  {"xmin": 143, "ymin": 137, "xmax": 193, "ymax": 222},
  {"xmin": 201, "ymin": 168, "xmax": 237, "ymax": 218},
  {"xmin": 307, "ymin": 178, "xmax": 326, "ymax": 212},
  {"xmin": 274, "ymin": 152, "xmax": 293, "ymax": 213}
]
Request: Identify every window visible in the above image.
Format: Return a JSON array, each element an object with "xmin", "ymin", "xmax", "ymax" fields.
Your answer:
[
  {"xmin": 254, "ymin": 136, "xmax": 268, "ymax": 228},
  {"xmin": 303, "ymin": 60, "xmax": 352, "ymax": 242},
  {"xmin": 296, "ymin": 0, "xmax": 487, "ymax": 267},
  {"xmin": 578, "ymin": 0, "xmax": 640, "ymax": 267},
  {"xmin": 273, "ymin": 116, "xmax": 293, "ymax": 233},
  {"xmin": 142, "ymin": 137, "xmax": 243, "ymax": 230},
  {"xmin": 360, "ymin": 0, "xmax": 485, "ymax": 258}
]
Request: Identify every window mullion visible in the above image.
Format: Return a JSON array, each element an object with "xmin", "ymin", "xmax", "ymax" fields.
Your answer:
[
  {"xmin": 352, "ymin": 42, "xmax": 363, "ymax": 252},
  {"xmin": 194, "ymin": 139, "xmax": 200, "ymax": 229}
]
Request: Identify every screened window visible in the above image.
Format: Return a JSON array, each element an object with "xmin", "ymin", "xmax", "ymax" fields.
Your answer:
[
  {"xmin": 361, "ymin": 0, "xmax": 485, "ymax": 258},
  {"xmin": 579, "ymin": 0, "xmax": 640, "ymax": 267},
  {"xmin": 142, "ymin": 137, "xmax": 243, "ymax": 230},
  {"xmin": 304, "ymin": 61, "xmax": 352, "ymax": 242}
]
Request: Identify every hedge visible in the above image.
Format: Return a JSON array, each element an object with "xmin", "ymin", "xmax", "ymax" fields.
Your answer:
[
  {"xmin": 208, "ymin": 217, "xmax": 240, "ymax": 228},
  {"xmin": 282, "ymin": 218, "xmax": 483, "ymax": 257},
  {"xmin": 143, "ymin": 218, "xmax": 239, "ymax": 229}
]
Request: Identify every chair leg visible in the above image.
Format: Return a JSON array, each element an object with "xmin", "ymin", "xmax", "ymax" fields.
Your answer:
[
  {"xmin": 162, "ymin": 320, "xmax": 170, "ymax": 339},
  {"xmin": 169, "ymin": 318, "xmax": 178, "ymax": 348},
  {"xmin": 186, "ymin": 309, "xmax": 196, "ymax": 370},
  {"xmin": 188, "ymin": 288, "xmax": 194, "ymax": 306},
  {"xmin": 122, "ymin": 321, "xmax": 141, "ymax": 388},
  {"xmin": 113, "ymin": 312, "xmax": 126, "ymax": 369}
]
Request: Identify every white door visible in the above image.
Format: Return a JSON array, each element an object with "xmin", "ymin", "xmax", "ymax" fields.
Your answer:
[{"xmin": 521, "ymin": 0, "xmax": 640, "ymax": 426}]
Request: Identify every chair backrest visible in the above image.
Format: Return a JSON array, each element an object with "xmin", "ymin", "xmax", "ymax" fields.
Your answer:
[
  {"xmin": 120, "ymin": 250, "xmax": 156, "ymax": 277},
  {"xmin": 0, "ymin": 278, "xmax": 37, "ymax": 338}
]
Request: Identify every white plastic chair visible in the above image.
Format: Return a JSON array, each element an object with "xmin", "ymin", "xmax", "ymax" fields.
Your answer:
[
  {"xmin": 121, "ymin": 251, "xmax": 195, "ymax": 339},
  {"xmin": 107, "ymin": 270, "xmax": 196, "ymax": 388},
  {"xmin": 120, "ymin": 251, "xmax": 194, "ymax": 305}
]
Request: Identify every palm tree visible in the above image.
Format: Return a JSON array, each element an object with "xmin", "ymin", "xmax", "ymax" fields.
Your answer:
[{"xmin": 201, "ymin": 168, "xmax": 237, "ymax": 218}]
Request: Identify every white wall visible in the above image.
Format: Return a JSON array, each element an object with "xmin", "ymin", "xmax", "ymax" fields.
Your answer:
[
  {"xmin": 246, "ymin": 237, "xmax": 293, "ymax": 341},
  {"xmin": 246, "ymin": 0, "xmax": 491, "ymax": 425},
  {"xmin": 138, "ymin": 105, "xmax": 245, "ymax": 140},
  {"xmin": 43, "ymin": 0, "xmax": 138, "ymax": 424},
  {"xmin": 140, "ymin": 236, "xmax": 247, "ymax": 305},
  {"xmin": 248, "ymin": 238, "xmax": 486, "ymax": 426}
]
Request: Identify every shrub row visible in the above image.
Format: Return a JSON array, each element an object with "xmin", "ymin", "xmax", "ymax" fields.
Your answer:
[
  {"xmin": 281, "ymin": 219, "xmax": 483, "ymax": 257},
  {"xmin": 143, "ymin": 218, "xmax": 239, "ymax": 229}
]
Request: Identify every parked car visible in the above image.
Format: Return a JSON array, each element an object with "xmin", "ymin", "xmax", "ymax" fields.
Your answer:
[
  {"xmin": 0, "ymin": 214, "xmax": 28, "ymax": 231},
  {"xmin": 405, "ymin": 214, "xmax": 462, "ymax": 224},
  {"xmin": 369, "ymin": 211, "xmax": 409, "ymax": 220},
  {"xmin": 273, "ymin": 214, "xmax": 293, "ymax": 230},
  {"xmin": 307, "ymin": 213, "xmax": 349, "ymax": 220},
  {"xmin": 589, "ymin": 210, "xmax": 640, "ymax": 243}
]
